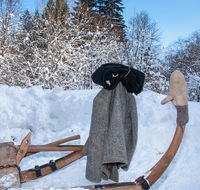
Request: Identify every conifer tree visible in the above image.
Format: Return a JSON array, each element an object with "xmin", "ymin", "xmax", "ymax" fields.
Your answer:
[
  {"xmin": 73, "ymin": 0, "xmax": 100, "ymax": 32},
  {"xmin": 74, "ymin": 0, "xmax": 126, "ymax": 41},
  {"xmin": 74, "ymin": 0, "xmax": 96, "ymax": 15},
  {"xmin": 43, "ymin": 0, "xmax": 69, "ymax": 23},
  {"xmin": 96, "ymin": 0, "xmax": 126, "ymax": 41}
]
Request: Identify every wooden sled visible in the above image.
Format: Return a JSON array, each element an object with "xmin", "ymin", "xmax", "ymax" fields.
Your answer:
[{"xmin": 0, "ymin": 123, "xmax": 185, "ymax": 190}]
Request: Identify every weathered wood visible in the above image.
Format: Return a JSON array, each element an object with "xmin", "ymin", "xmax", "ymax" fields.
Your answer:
[
  {"xmin": 26, "ymin": 145, "xmax": 83, "ymax": 152},
  {"xmin": 25, "ymin": 135, "xmax": 80, "ymax": 156},
  {"xmin": 16, "ymin": 132, "xmax": 31, "ymax": 165},
  {"xmin": 0, "ymin": 142, "xmax": 21, "ymax": 189},
  {"xmin": 20, "ymin": 150, "xmax": 84, "ymax": 183}
]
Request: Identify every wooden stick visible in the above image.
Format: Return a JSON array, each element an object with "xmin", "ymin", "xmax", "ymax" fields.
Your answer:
[
  {"xmin": 27, "ymin": 145, "xmax": 83, "ymax": 152},
  {"xmin": 47, "ymin": 135, "xmax": 80, "ymax": 146},
  {"xmin": 25, "ymin": 135, "xmax": 80, "ymax": 156}
]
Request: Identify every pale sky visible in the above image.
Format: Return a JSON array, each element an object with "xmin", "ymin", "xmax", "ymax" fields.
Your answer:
[
  {"xmin": 122, "ymin": 0, "xmax": 200, "ymax": 47},
  {"xmin": 22, "ymin": 0, "xmax": 200, "ymax": 48}
]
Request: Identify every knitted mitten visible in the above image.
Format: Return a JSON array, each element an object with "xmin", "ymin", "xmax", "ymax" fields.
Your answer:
[{"xmin": 161, "ymin": 70, "xmax": 189, "ymax": 127}]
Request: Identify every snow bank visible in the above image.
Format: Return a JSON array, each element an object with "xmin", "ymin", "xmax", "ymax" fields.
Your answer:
[{"xmin": 0, "ymin": 85, "xmax": 199, "ymax": 190}]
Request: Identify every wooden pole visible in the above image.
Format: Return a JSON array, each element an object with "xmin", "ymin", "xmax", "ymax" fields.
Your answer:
[
  {"xmin": 26, "ymin": 145, "xmax": 83, "ymax": 152},
  {"xmin": 25, "ymin": 135, "xmax": 81, "ymax": 156},
  {"xmin": 0, "ymin": 142, "xmax": 21, "ymax": 189}
]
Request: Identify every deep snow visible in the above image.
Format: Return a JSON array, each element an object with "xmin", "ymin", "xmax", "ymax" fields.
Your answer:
[{"xmin": 0, "ymin": 84, "xmax": 199, "ymax": 190}]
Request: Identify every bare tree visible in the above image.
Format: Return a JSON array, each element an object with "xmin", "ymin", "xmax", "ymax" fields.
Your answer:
[
  {"xmin": 0, "ymin": 0, "xmax": 21, "ymax": 56},
  {"xmin": 0, "ymin": 0, "xmax": 32, "ymax": 87},
  {"xmin": 125, "ymin": 10, "xmax": 167, "ymax": 94},
  {"xmin": 126, "ymin": 11, "xmax": 161, "ymax": 68}
]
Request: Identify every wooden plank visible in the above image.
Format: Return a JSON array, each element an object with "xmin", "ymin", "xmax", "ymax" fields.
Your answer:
[
  {"xmin": 26, "ymin": 145, "xmax": 83, "ymax": 152},
  {"xmin": 0, "ymin": 142, "xmax": 21, "ymax": 188},
  {"xmin": 25, "ymin": 135, "xmax": 80, "ymax": 156}
]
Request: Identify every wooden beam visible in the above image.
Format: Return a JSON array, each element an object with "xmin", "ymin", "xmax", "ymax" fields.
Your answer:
[
  {"xmin": 25, "ymin": 135, "xmax": 81, "ymax": 156},
  {"xmin": 26, "ymin": 145, "xmax": 83, "ymax": 152}
]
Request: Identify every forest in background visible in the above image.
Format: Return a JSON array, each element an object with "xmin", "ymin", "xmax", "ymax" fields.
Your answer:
[{"xmin": 0, "ymin": 0, "xmax": 199, "ymax": 101}]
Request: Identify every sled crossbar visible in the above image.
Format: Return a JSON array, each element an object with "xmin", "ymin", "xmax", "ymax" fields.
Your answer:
[{"xmin": 25, "ymin": 145, "xmax": 83, "ymax": 152}]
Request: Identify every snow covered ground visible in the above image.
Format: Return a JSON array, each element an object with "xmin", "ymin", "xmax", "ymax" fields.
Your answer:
[{"xmin": 0, "ymin": 84, "xmax": 199, "ymax": 190}]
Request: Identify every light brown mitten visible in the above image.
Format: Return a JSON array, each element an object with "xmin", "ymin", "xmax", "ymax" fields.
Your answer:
[{"xmin": 161, "ymin": 70, "xmax": 189, "ymax": 127}]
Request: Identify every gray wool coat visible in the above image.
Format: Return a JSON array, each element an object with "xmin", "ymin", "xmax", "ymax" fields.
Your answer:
[{"xmin": 82, "ymin": 82, "xmax": 138, "ymax": 182}]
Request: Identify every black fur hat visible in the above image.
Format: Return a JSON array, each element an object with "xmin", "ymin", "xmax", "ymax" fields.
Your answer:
[{"xmin": 92, "ymin": 63, "xmax": 145, "ymax": 95}]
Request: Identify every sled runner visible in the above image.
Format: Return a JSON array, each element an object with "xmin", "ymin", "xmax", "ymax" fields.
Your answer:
[{"xmin": 0, "ymin": 70, "xmax": 189, "ymax": 189}]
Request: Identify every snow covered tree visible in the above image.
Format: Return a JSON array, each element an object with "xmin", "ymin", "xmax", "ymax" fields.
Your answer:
[
  {"xmin": 21, "ymin": 10, "xmax": 34, "ymax": 33},
  {"xmin": 0, "ymin": 0, "xmax": 32, "ymax": 87},
  {"xmin": 73, "ymin": 0, "xmax": 103, "ymax": 34},
  {"xmin": 61, "ymin": 12, "xmax": 124, "ymax": 90},
  {"xmin": 165, "ymin": 30, "xmax": 200, "ymax": 101},
  {"xmin": 125, "ymin": 10, "xmax": 167, "ymax": 94},
  {"xmin": 76, "ymin": 27, "xmax": 124, "ymax": 89},
  {"xmin": 73, "ymin": 0, "xmax": 96, "ymax": 15},
  {"xmin": 43, "ymin": 0, "xmax": 69, "ymax": 24},
  {"xmin": 74, "ymin": 0, "xmax": 126, "ymax": 41},
  {"xmin": 96, "ymin": 0, "xmax": 126, "ymax": 42},
  {"xmin": 0, "ymin": 0, "xmax": 20, "ymax": 56},
  {"xmin": 16, "ymin": 0, "xmax": 72, "ymax": 89},
  {"xmin": 126, "ymin": 11, "xmax": 161, "ymax": 68},
  {"xmin": 19, "ymin": 10, "xmax": 34, "ymax": 68},
  {"xmin": 71, "ymin": 2, "xmax": 126, "ymax": 89},
  {"xmin": 0, "ymin": 0, "xmax": 126, "ymax": 90}
]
